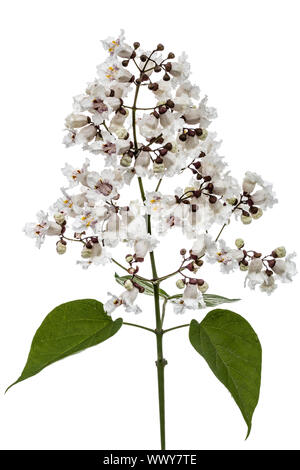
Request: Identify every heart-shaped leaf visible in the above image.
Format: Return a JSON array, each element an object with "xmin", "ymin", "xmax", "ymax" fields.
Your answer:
[
  {"xmin": 114, "ymin": 273, "xmax": 169, "ymax": 299},
  {"xmin": 189, "ymin": 309, "xmax": 261, "ymax": 438},
  {"xmin": 7, "ymin": 299, "xmax": 122, "ymax": 391}
]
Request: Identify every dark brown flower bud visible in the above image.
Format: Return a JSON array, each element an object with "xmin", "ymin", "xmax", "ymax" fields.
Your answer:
[
  {"xmin": 189, "ymin": 278, "xmax": 198, "ymax": 285},
  {"xmin": 268, "ymin": 259, "xmax": 276, "ymax": 269},
  {"xmin": 151, "ymin": 83, "xmax": 159, "ymax": 91},
  {"xmin": 179, "ymin": 133, "xmax": 187, "ymax": 141},
  {"xmin": 118, "ymin": 107, "xmax": 127, "ymax": 115},
  {"xmin": 271, "ymin": 250, "xmax": 278, "ymax": 258},
  {"xmin": 133, "ymin": 42, "xmax": 140, "ymax": 49},
  {"xmin": 203, "ymin": 176, "xmax": 212, "ymax": 182},
  {"xmin": 157, "ymin": 43, "xmax": 164, "ymax": 51},
  {"xmin": 165, "ymin": 62, "xmax": 172, "ymax": 72},
  {"xmin": 154, "ymin": 65, "xmax": 162, "ymax": 72},
  {"xmin": 249, "ymin": 206, "xmax": 259, "ymax": 214},
  {"xmin": 196, "ymin": 174, "xmax": 202, "ymax": 180},
  {"xmin": 188, "ymin": 129, "xmax": 196, "ymax": 137},
  {"xmin": 135, "ymin": 78, "xmax": 141, "ymax": 85},
  {"xmin": 159, "ymin": 148, "xmax": 168, "ymax": 156},
  {"xmin": 130, "ymin": 51, "xmax": 136, "ymax": 59},
  {"xmin": 140, "ymin": 54, "xmax": 147, "ymax": 62},
  {"xmin": 166, "ymin": 99, "xmax": 175, "ymax": 108},
  {"xmin": 155, "ymin": 156, "xmax": 164, "ymax": 164},
  {"xmin": 247, "ymin": 198, "xmax": 254, "ymax": 206},
  {"xmin": 193, "ymin": 161, "xmax": 201, "ymax": 169},
  {"xmin": 141, "ymin": 73, "xmax": 149, "ymax": 82},
  {"xmin": 266, "ymin": 269, "xmax": 273, "ymax": 277},
  {"xmin": 163, "ymin": 73, "xmax": 170, "ymax": 81},
  {"xmin": 196, "ymin": 259, "xmax": 204, "ymax": 267},
  {"xmin": 156, "ymin": 137, "xmax": 164, "ymax": 144},
  {"xmin": 241, "ymin": 259, "xmax": 249, "ymax": 266},
  {"xmin": 86, "ymin": 241, "xmax": 93, "ymax": 249},
  {"xmin": 91, "ymin": 236, "xmax": 99, "ymax": 244},
  {"xmin": 242, "ymin": 210, "xmax": 250, "ymax": 217},
  {"xmin": 122, "ymin": 60, "xmax": 129, "ymax": 67},
  {"xmin": 209, "ymin": 195, "xmax": 217, "ymax": 204},
  {"xmin": 195, "ymin": 128, "xmax": 203, "ymax": 136},
  {"xmin": 253, "ymin": 252, "xmax": 262, "ymax": 258},
  {"xmin": 207, "ymin": 183, "xmax": 214, "ymax": 193},
  {"xmin": 180, "ymin": 248, "xmax": 186, "ymax": 255},
  {"xmin": 199, "ymin": 151, "xmax": 206, "ymax": 158},
  {"xmin": 168, "ymin": 52, "xmax": 175, "ymax": 59},
  {"xmin": 164, "ymin": 142, "xmax": 173, "ymax": 151},
  {"xmin": 193, "ymin": 190, "xmax": 201, "ymax": 198},
  {"xmin": 186, "ymin": 262, "xmax": 194, "ymax": 271}
]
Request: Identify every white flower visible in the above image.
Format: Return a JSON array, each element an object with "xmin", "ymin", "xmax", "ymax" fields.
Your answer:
[
  {"xmin": 273, "ymin": 253, "xmax": 297, "ymax": 283},
  {"xmin": 172, "ymin": 283, "xmax": 205, "ymax": 314},
  {"xmin": 24, "ymin": 211, "xmax": 61, "ymax": 248}
]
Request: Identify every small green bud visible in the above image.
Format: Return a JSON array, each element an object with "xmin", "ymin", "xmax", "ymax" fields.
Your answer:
[
  {"xmin": 251, "ymin": 208, "xmax": 263, "ymax": 219},
  {"xmin": 240, "ymin": 263, "xmax": 249, "ymax": 271},
  {"xmin": 274, "ymin": 246, "xmax": 286, "ymax": 258},
  {"xmin": 235, "ymin": 238, "xmax": 245, "ymax": 249},
  {"xmin": 56, "ymin": 241, "xmax": 67, "ymax": 255},
  {"xmin": 226, "ymin": 197, "xmax": 238, "ymax": 206},
  {"xmin": 198, "ymin": 129, "xmax": 208, "ymax": 141},
  {"xmin": 81, "ymin": 246, "xmax": 93, "ymax": 259},
  {"xmin": 54, "ymin": 212, "xmax": 65, "ymax": 225},
  {"xmin": 241, "ymin": 214, "xmax": 252, "ymax": 225},
  {"xmin": 153, "ymin": 162, "xmax": 164, "ymax": 174},
  {"xmin": 198, "ymin": 281, "xmax": 208, "ymax": 293},
  {"xmin": 176, "ymin": 279, "xmax": 185, "ymax": 289},
  {"xmin": 124, "ymin": 279, "xmax": 134, "ymax": 291},
  {"xmin": 120, "ymin": 155, "xmax": 132, "ymax": 167}
]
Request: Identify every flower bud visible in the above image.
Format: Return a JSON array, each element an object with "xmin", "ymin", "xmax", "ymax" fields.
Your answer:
[
  {"xmin": 251, "ymin": 208, "xmax": 263, "ymax": 219},
  {"xmin": 124, "ymin": 279, "xmax": 134, "ymax": 291},
  {"xmin": 120, "ymin": 155, "xmax": 132, "ymax": 167},
  {"xmin": 65, "ymin": 113, "xmax": 90, "ymax": 129},
  {"xmin": 81, "ymin": 246, "xmax": 93, "ymax": 259},
  {"xmin": 241, "ymin": 214, "xmax": 252, "ymax": 225},
  {"xmin": 54, "ymin": 212, "xmax": 65, "ymax": 225},
  {"xmin": 176, "ymin": 279, "xmax": 185, "ymax": 289},
  {"xmin": 153, "ymin": 162, "xmax": 164, "ymax": 174},
  {"xmin": 198, "ymin": 129, "xmax": 208, "ymax": 141},
  {"xmin": 198, "ymin": 281, "xmax": 208, "ymax": 293},
  {"xmin": 125, "ymin": 254, "xmax": 134, "ymax": 263},
  {"xmin": 240, "ymin": 263, "xmax": 248, "ymax": 271},
  {"xmin": 115, "ymin": 127, "xmax": 128, "ymax": 139},
  {"xmin": 76, "ymin": 124, "xmax": 97, "ymax": 143},
  {"xmin": 226, "ymin": 197, "xmax": 238, "ymax": 206},
  {"xmin": 56, "ymin": 241, "xmax": 67, "ymax": 255},
  {"xmin": 235, "ymin": 238, "xmax": 245, "ymax": 249},
  {"xmin": 273, "ymin": 246, "xmax": 286, "ymax": 258}
]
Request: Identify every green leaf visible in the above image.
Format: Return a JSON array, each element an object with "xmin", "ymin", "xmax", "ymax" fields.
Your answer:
[
  {"xmin": 202, "ymin": 294, "xmax": 240, "ymax": 307},
  {"xmin": 7, "ymin": 299, "xmax": 122, "ymax": 391},
  {"xmin": 169, "ymin": 293, "xmax": 240, "ymax": 308},
  {"xmin": 189, "ymin": 309, "xmax": 261, "ymax": 438},
  {"xmin": 114, "ymin": 273, "xmax": 169, "ymax": 299}
]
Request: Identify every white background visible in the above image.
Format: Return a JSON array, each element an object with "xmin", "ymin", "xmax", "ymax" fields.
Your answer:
[{"xmin": 0, "ymin": 0, "xmax": 299, "ymax": 451}]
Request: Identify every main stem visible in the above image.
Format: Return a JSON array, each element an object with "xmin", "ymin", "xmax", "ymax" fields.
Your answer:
[{"xmin": 132, "ymin": 71, "xmax": 166, "ymax": 450}]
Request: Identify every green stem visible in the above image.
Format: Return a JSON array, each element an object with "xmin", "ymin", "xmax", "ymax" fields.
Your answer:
[
  {"xmin": 123, "ymin": 322, "xmax": 155, "ymax": 334},
  {"xmin": 163, "ymin": 324, "xmax": 189, "ymax": 334},
  {"xmin": 132, "ymin": 61, "xmax": 166, "ymax": 450}
]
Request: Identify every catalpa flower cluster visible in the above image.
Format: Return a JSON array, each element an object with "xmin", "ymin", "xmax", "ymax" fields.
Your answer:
[{"xmin": 24, "ymin": 31, "xmax": 296, "ymax": 315}]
